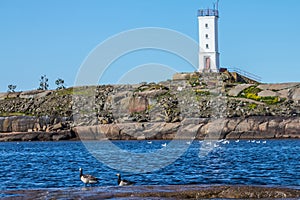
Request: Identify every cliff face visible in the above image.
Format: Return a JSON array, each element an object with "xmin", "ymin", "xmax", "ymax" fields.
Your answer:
[{"xmin": 0, "ymin": 73, "xmax": 299, "ymax": 141}]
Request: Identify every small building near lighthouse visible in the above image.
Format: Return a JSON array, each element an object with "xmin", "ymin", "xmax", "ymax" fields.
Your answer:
[{"xmin": 198, "ymin": 6, "xmax": 220, "ymax": 73}]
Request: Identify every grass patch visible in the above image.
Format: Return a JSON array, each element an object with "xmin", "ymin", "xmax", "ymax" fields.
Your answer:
[
  {"xmin": 0, "ymin": 112, "xmax": 29, "ymax": 117},
  {"xmin": 188, "ymin": 76, "xmax": 200, "ymax": 87},
  {"xmin": 239, "ymin": 86, "xmax": 283, "ymax": 105},
  {"xmin": 248, "ymin": 103, "xmax": 258, "ymax": 110},
  {"xmin": 245, "ymin": 93, "xmax": 261, "ymax": 101},
  {"xmin": 242, "ymin": 86, "xmax": 262, "ymax": 95},
  {"xmin": 55, "ymin": 87, "xmax": 74, "ymax": 96},
  {"xmin": 261, "ymin": 96, "xmax": 282, "ymax": 105},
  {"xmin": 136, "ymin": 84, "xmax": 169, "ymax": 92},
  {"xmin": 195, "ymin": 89, "xmax": 210, "ymax": 96},
  {"xmin": 56, "ymin": 87, "xmax": 98, "ymax": 96}
]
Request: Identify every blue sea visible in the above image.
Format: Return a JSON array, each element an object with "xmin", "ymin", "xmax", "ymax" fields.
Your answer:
[{"xmin": 0, "ymin": 139, "xmax": 299, "ymax": 190}]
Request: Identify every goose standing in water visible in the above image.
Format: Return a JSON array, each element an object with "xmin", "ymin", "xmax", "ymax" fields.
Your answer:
[
  {"xmin": 116, "ymin": 173, "xmax": 134, "ymax": 186},
  {"xmin": 79, "ymin": 168, "xmax": 99, "ymax": 186}
]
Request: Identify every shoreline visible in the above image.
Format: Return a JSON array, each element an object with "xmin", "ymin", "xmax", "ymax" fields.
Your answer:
[
  {"xmin": 0, "ymin": 130, "xmax": 299, "ymax": 142},
  {"xmin": 1, "ymin": 116, "xmax": 300, "ymax": 142},
  {"xmin": 1, "ymin": 185, "xmax": 299, "ymax": 199},
  {"xmin": 0, "ymin": 131, "xmax": 300, "ymax": 142},
  {"xmin": 0, "ymin": 136, "xmax": 299, "ymax": 143}
]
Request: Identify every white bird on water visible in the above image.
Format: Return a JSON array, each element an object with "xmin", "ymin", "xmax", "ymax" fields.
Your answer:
[
  {"xmin": 222, "ymin": 140, "xmax": 230, "ymax": 144},
  {"xmin": 147, "ymin": 141, "xmax": 152, "ymax": 144},
  {"xmin": 162, "ymin": 143, "xmax": 167, "ymax": 147},
  {"xmin": 214, "ymin": 143, "xmax": 219, "ymax": 148},
  {"xmin": 79, "ymin": 168, "xmax": 99, "ymax": 186}
]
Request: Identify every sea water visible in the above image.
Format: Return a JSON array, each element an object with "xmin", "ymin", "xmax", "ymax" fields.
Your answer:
[{"xmin": 0, "ymin": 139, "xmax": 299, "ymax": 190}]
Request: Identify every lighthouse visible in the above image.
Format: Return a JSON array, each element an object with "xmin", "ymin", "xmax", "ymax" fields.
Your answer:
[{"xmin": 198, "ymin": 4, "xmax": 220, "ymax": 72}]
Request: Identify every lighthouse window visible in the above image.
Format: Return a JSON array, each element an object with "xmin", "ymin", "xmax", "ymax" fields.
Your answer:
[
  {"xmin": 205, "ymin": 23, "xmax": 208, "ymax": 28},
  {"xmin": 205, "ymin": 34, "xmax": 209, "ymax": 39},
  {"xmin": 206, "ymin": 44, "xmax": 209, "ymax": 49}
]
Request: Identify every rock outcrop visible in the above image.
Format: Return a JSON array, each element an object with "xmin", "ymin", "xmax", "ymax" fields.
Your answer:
[
  {"xmin": 2, "ymin": 185, "xmax": 299, "ymax": 199},
  {"xmin": 0, "ymin": 130, "xmax": 76, "ymax": 142},
  {"xmin": 72, "ymin": 116, "xmax": 300, "ymax": 140},
  {"xmin": 0, "ymin": 73, "xmax": 299, "ymax": 141}
]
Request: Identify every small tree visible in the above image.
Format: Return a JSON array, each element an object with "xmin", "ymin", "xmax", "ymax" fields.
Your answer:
[
  {"xmin": 55, "ymin": 78, "xmax": 65, "ymax": 90},
  {"xmin": 38, "ymin": 75, "xmax": 49, "ymax": 90},
  {"xmin": 7, "ymin": 84, "xmax": 17, "ymax": 93}
]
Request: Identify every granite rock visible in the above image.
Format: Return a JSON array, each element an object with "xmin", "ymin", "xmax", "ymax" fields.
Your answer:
[{"xmin": 228, "ymin": 84, "xmax": 253, "ymax": 97}]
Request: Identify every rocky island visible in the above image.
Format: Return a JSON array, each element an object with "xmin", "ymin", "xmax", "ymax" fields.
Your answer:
[{"xmin": 0, "ymin": 71, "xmax": 299, "ymax": 141}]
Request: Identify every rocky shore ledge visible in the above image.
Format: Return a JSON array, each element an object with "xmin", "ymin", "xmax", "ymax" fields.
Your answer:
[
  {"xmin": 0, "ymin": 72, "xmax": 299, "ymax": 141},
  {"xmin": 1, "ymin": 185, "xmax": 299, "ymax": 199},
  {"xmin": 0, "ymin": 116, "xmax": 299, "ymax": 141}
]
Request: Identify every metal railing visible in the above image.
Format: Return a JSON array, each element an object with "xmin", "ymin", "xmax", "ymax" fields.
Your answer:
[
  {"xmin": 198, "ymin": 9, "xmax": 219, "ymax": 17},
  {"xmin": 226, "ymin": 67, "xmax": 262, "ymax": 82}
]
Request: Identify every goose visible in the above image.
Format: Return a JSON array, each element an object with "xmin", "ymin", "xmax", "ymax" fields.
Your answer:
[
  {"xmin": 116, "ymin": 173, "xmax": 134, "ymax": 186},
  {"xmin": 79, "ymin": 168, "xmax": 99, "ymax": 186}
]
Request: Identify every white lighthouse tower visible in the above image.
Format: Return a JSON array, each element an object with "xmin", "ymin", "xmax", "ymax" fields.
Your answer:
[{"xmin": 198, "ymin": 4, "xmax": 220, "ymax": 72}]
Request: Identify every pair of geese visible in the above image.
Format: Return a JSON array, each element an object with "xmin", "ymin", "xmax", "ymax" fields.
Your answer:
[{"xmin": 79, "ymin": 168, "xmax": 134, "ymax": 186}]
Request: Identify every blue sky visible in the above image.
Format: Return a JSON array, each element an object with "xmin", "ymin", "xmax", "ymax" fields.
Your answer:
[{"xmin": 0, "ymin": 0, "xmax": 299, "ymax": 92}]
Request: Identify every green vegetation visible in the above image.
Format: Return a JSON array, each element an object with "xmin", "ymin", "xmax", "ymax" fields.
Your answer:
[
  {"xmin": 55, "ymin": 78, "xmax": 66, "ymax": 90},
  {"xmin": 38, "ymin": 75, "xmax": 49, "ymax": 90},
  {"xmin": 261, "ymin": 96, "xmax": 282, "ymax": 105},
  {"xmin": 195, "ymin": 89, "xmax": 210, "ymax": 96},
  {"xmin": 147, "ymin": 104, "xmax": 154, "ymax": 111},
  {"xmin": 55, "ymin": 87, "xmax": 99, "ymax": 96},
  {"xmin": 245, "ymin": 93, "xmax": 261, "ymax": 101},
  {"xmin": 72, "ymin": 88, "xmax": 95, "ymax": 96},
  {"xmin": 242, "ymin": 86, "xmax": 262, "ymax": 95},
  {"xmin": 248, "ymin": 103, "xmax": 258, "ymax": 110},
  {"xmin": 188, "ymin": 75, "xmax": 200, "ymax": 87},
  {"xmin": 7, "ymin": 84, "xmax": 17, "ymax": 93},
  {"xmin": 156, "ymin": 90, "xmax": 171, "ymax": 102},
  {"xmin": 239, "ymin": 86, "xmax": 283, "ymax": 105},
  {"xmin": 0, "ymin": 112, "xmax": 29, "ymax": 117},
  {"xmin": 55, "ymin": 87, "xmax": 74, "ymax": 96},
  {"xmin": 136, "ymin": 83, "xmax": 169, "ymax": 92}
]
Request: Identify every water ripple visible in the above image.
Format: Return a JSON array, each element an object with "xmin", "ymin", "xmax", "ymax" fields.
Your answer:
[{"xmin": 0, "ymin": 140, "xmax": 299, "ymax": 190}]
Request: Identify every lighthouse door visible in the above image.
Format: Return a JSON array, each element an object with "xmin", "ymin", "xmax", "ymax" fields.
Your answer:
[{"xmin": 205, "ymin": 57, "xmax": 211, "ymax": 71}]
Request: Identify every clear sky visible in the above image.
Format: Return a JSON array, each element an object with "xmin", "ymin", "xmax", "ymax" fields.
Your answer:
[{"xmin": 1, "ymin": 0, "xmax": 300, "ymax": 92}]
